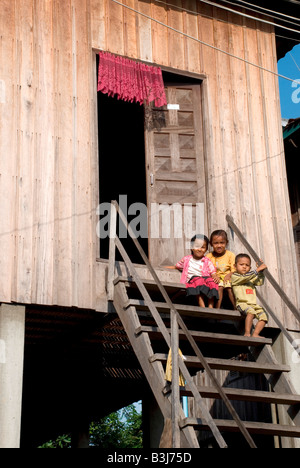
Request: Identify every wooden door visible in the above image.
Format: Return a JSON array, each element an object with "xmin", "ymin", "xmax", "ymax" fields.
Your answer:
[{"xmin": 145, "ymin": 83, "xmax": 207, "ymax": 266}]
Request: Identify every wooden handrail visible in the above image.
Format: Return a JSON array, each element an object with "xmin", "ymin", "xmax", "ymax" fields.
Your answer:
[
  {"xmin": 227, "ymin": 215, "xmax": 300, "ymax": 359},
  {"xmin": 226, "ymin": 215, "xmax": 300, "ymax": 325},
  {"xmin": 108, "ymin": 201, "xmax": 258, "ymax": 449},
  {"xmin": 256, "ymin": 292, "xmax": 300, "ymax": 357},
  {"xmin": 114, "ymin": 236, "xmax": 225, "ymax": 448}
]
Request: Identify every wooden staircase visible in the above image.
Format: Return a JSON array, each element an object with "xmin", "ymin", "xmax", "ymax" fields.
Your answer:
[{"xmin": 108, "ymin": 202, "xmax": 300, "ymax": 448}]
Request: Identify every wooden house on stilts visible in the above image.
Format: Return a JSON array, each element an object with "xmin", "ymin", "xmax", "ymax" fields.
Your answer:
[{"xmin": 0, "ymin": 0, "xmax": 300, "ymax": 448}]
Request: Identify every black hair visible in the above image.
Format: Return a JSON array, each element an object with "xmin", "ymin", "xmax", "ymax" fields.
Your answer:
[
  {"xmin": 190, "ymin": 234, "xmax": 209, "ymax": 253},
  {"xmin": 209, "ymin": 229, "xmax": 228, "ymax": 245},
  {"xmin": 235, "ymin": 253, "xmax": 251, "ymax": 264}
]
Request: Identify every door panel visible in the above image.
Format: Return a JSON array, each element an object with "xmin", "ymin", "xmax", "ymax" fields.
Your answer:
[{"xmin": 145, "ymin": 83, "xmax": 207, "ymax": 266}]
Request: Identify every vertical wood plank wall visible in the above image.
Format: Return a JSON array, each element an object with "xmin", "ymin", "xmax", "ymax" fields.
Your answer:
[
  {"xmin": 0, "ymin": 0, "xmax": 98, "ymax": 309},
  {"xmin": 0, "ymin": 0, "xmax": 298, "ymax": 329}
]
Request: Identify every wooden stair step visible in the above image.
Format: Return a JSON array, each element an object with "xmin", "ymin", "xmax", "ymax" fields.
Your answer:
[
  {"xmin": 127, "ymin": 299, "xmax": 243, "ymax": 322},
  {"xmin": 150, "ymin": 353, "xmax": 291, "ymax": 374},
  {"xmin": 114, "ymin": 276, "xmax": 184, "ymax": 296},
  {"xmin": 180, "ymin": 385, "xmax": 300, "ymax": 406},
  {"xmin": 136, "ymin": 325, "xmax": 272, "ymax": 347},
  {"xmin": 113, "ymin": 278, "xmax": 201, "ymax": 448},
  {"xmin": 180, "ymin": 418, "xmax": 300, "ymax": 438}
]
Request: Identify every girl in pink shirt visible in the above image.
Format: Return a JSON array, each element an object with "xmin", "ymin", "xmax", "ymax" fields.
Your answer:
[{"xmin": 169, "ymin": 235, "xmax": 219, "ymax": 308}]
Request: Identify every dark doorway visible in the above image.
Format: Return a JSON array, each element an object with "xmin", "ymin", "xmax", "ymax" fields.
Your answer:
[{"xmin": 97, "ymin": 90, "xmax": 148, "ymax": 263}]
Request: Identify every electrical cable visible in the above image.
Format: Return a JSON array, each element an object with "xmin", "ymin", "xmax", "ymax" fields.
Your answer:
[
  {"xmin": 154, "ymin": 0, "xmax": 300, "ymax": 50},
  {"xmin": 197, "ymin": 0, "xmax": 300, "ymax": 34},
  {"xmin": 218, "ymin": 0, "xmax": 300, "ymax": 26},
  {"xmin": 154, "ymin": 0, "xmax": 300, "ymax": 34},
  {"xmin": 282, "ymin": 0, "xmax": 300, "ymax": 5},
  {"xmin": 153, "ymin": 0, "xmax": 300, "ymax": 47},
  {"xmin": 289, "ymin": 51, "xmax": 300, "ymax": 72},
  {"xmin": 219, "ymin": 0, "xmax": 300, "ymax": 24},
  {"xmin": 111, "ymin": 0, "xmax": 297, "ymax": 83},
  {"xmin": 276, "ymin": 33, "xmax": 300, "ymax": 44}
]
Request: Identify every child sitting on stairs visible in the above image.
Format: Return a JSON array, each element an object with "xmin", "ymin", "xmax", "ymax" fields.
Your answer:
[
  {"xmin": 231, "ymin": 253, "xmax": 269, "ymax": 337},
  {"xmin": 166, "ymin": 234, "xmax": 219, "ymax": 309}
]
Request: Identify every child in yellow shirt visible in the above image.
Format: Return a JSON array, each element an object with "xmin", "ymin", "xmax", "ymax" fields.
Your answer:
[
  {"xmin": 206, "ymin": 230, "xmax": 236, "ymax": 309},
  {"xmin": 231, "ymin": 254, "xmax": 268, "ymax": 337}
]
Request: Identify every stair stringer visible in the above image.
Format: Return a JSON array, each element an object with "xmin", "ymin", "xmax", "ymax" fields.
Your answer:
[
  {"xmin": 252, "ymin": 342, "xmax": 300, "ymax": 444},
  {"xmin": 113, "ymin": 281, "xmax": 200, "ymax": 448}
]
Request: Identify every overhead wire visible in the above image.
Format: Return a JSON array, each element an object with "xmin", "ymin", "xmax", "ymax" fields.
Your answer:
[
  {"xmin": 282, "ymin": 0, "xmax": 300, "ymax": 5},
  {"xmin": 203, "ymin": 0, "xmax": 300, "ymax": 55},
  {"xmin": 219, "ymin": 0, "xmax": 300, "ymax": 25},
  {"xmin": 111, "ymin": 0, "xmax": 297, "ymax": 83},
  {"xmin": 154, "ymin": 0, "xmax": 300, "ymax": 36},
  {"xmin": 276, "ymin": 33, "xmax": 300, "ymax": 44},
  {"xmin": 289, "ymin": 51, "xmax": 300, "ymax": 72},
  {"xmin": 154, "ymin": 0, "xmax": 300, "ymax": 55},
  {"xmin": 197, "ymin": 0, "xmax": 300, "ymax": 34},
  {"xmin": 199, "ymin": 0, "xmax": 300, "ymax": 46}
]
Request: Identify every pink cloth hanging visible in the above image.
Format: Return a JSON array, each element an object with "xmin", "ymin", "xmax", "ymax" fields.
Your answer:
[{"xmin": 97, "ymin": 51, "xmax": 167, "ymax": 107}]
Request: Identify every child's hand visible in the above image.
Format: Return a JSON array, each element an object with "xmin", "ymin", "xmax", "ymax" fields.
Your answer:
[
  {"xmin": 256, "ymin": 260, "xmax": 267, "ymax": 272},
  {"xmin": 224, "ymin": 272, "xmax": 233, "ymax": 283},
  {"xmin": 212, "ymin": 273, "xmax": 220, "ymax": 284}
]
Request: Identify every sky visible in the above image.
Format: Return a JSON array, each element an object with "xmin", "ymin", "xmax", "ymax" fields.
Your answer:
[{"xmin": 278, "ymin": 43, "xmax": 300, "ymax": 120}]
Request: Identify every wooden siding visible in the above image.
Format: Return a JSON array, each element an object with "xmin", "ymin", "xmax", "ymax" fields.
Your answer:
[
  {"xmin": 0, "ymin": 0, "xmax": 298, "ymax": 330},
  {"xmin": 0, "ymin": 0, "xmax": 98, "ymax": 309},
  {"xmin": 91, "ymin": 0, "xmax": 299, "ymax": 329}
]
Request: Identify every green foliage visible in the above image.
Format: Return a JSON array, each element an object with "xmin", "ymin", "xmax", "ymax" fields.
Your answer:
[
  {"xmin": 90, "ymin": 404, "xmax": 143, "ymax": 448},
  {"xmin": 38, "ymin": 403, "xmax": 142, "ymax": 449},
  {"xmin": 38, "ymin": 434, "xmax": 71, "ymax": 449}
]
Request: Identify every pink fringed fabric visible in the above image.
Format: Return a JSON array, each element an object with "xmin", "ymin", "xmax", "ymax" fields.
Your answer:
[{"xmin": 97, "ymin": 51, "xmax": 167, "ymax": 107}]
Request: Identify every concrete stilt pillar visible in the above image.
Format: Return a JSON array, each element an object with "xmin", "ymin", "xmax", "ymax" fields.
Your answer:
[{"xmin": 0, "ymin": 304, "xmax": 25, "ymax": 448}]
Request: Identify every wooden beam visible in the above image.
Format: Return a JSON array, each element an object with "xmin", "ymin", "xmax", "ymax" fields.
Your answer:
[
  {"xmin": 150, "ymin": 353, "xmax": 291, "ymax": 374},
  {"xmin": 171, "ymin": 311, "xmax": 181, "ymax": 448},
  {"xmin": 126, "ymin": 297, "xmax": 243, "ymax": 322},
  {"xmin": 107, "ymin": 201, "xmax": 117, "ymax": 301},
  {"xmin": 181, "ymin": 418, "xmax": 300, "ymax": 438},
  {"xmin": 180, "ymin": 386, "xmax": 300, "ymax": 406},
  {"xmin": 136, "ymin": 325, "xmax": 272, "ymax": 347}
]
